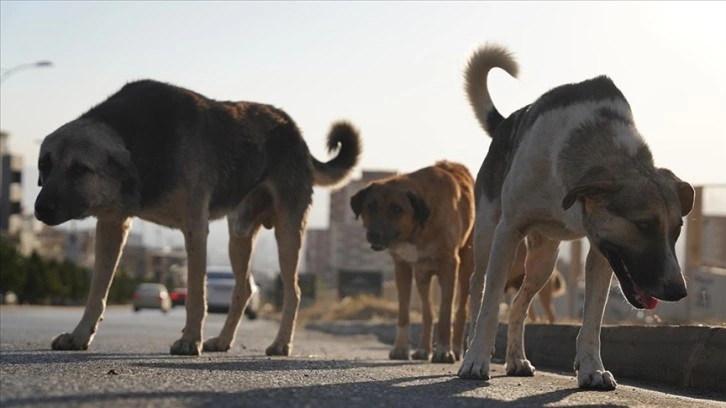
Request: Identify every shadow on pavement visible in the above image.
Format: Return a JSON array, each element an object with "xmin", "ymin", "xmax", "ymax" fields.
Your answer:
[{"xmin": 0, "ymin": 369, "xmax": 622, "ymax": 408}]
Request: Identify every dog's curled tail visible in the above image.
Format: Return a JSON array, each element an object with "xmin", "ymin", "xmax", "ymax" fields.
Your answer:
[
  {"xmin": 464, "ymin": 43, "xmax": 519, "ymax": 137},
  {"xmin": 312, "ymin": 120, "xmax": 362, "ymax": 189}
]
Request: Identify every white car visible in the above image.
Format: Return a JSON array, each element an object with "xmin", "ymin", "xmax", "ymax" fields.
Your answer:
[
  {"xmin": 132, "ymin": 283, "xmax": 171, "ymax": 313},
  {"xmin": 206, "ymin": 266, "xmax": 260, "ymax": 319}
]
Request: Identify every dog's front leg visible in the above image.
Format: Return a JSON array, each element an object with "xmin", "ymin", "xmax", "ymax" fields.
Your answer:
[
  {"xmin": 575, "ymin": 248, "xmax": 617, "ymax": 390},
  {"xmin": 52, "ymin": 217, "xmax": 131, "ymax": 350},
  {"xmin": 452, "ymin": 244, "xmax": 472, "ymax": 360},
  {"xmin": 170, "ymin": 214, "xmax": 209, "ymax": 356},
  {"xmin": 458, "ymin": 220, "xmax": 521, "ymax": 379},
  {"xmin": 412, "ymin": 270, "xmax": 433, "ymax": 361},
  {"xmin": 431, "ymin": 259, "xmax": 457, "ymax": 364},
  {"xmin": 390, "ymin": 260, "xmax": 413, "ymax": 360}
]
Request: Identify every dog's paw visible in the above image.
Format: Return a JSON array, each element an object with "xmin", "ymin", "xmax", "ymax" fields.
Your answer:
[
  {"xmin": 457, "ymin": 354, "xmax": 490, "ymax": 380},
  {"xmin": 453, "ymin": 348, "xmax": 462, "ymax": 361},
  {"xmin": 578, "ymin": 369, "xmax": 617, "ymax": 390},
  {"xmin": 411, "ymin": 348, "xmax": 431, "ymax": 361},
  {"xmin": 202, "ymin": 336, "xmax": 231, "ymax": 352},
  {"xmin": 389, "ymin": 347, "xmax": 411, "ymax": 360},
  {"xmin": 265, "ymin": 341, "xmax": 292, "ymax": 356},
  {"xmin": 431, "ymin": 349, "xmax": 456, "ymax": 364},
  {"xmin": 505, "ymin": 358, "xmax": 536, "ymax": 376},
  {"xmin": 51, "ymin": 332, "xmax": 89, "ymax": 351},
  {"xmin": 170, "ymin": 337, "xmax": 202, "ymax": 356}
]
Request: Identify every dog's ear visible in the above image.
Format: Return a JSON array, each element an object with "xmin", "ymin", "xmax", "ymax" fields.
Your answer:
[
  {"xmin": 675, "ymin": 181, "xmax": 695, "ymax": 216},
  {"xmin": 562, "ymin": 168, "xmax": 621, "ymax": 210},
  {"xmin": 350, "ymin": 185, "xmax": 372, "ymax": 220},
  {"xmin": 407, "ymin": 191, "xmax": 430, "ymax": 228},
  {"xmin": 657, "ymin": 168, "xmax": 695, "ymax": 216}
]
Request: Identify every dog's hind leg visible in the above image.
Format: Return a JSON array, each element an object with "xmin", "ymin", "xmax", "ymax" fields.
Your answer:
[
  {"xmin": 203, "ymin": 212, "xmax": 266, "ymax": 352},
  {"xmin": 52, "ymin": 217, "xmax": 131, "ymax": 350},
  {"xmin": 526, "ymin": 303, "xmax": 539, "ymax": 322},
  {"xmin": 464, "ymin": 203, "xmax": 499, "ymax": 353},
  {"xmin": 452, "ymin": 242, "xmax": 473, "ymax": 360},
  {"xmin": 538, "ymin": 280, "xmax": 556, "ymax": 324},
  {"xmin": 204, "ymin": 187, "xmax": 271, "ymax": 352},
  {"xmin": 170, "ymin": 202, "xmax": 210, "ymax": 356},
  {"xmin": 459, "ymin": 217, "xmax": 521, "ymax": 380},
  {"xmin": 575, "ymin": 248, "xmax": 617, "ymax": 390},
  {"xmin": 265, "ymin": 205, "xmax": 308, "ymax": 356},
  {"xmin": 505, "ymin": 233, "xmax": 559, "ymax": 376},
  {"xmin": 390, "ymin": 260, "xmax": 414, "ymax": 360}
]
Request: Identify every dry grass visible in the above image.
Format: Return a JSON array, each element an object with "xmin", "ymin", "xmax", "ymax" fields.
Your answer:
[
  {"xmin": 297, "ymin": 294, "xmax": 422, "ymax": 323},
  {"xmin": 260, "ymin": 284, "xmax": 425, "ymax": 324}
]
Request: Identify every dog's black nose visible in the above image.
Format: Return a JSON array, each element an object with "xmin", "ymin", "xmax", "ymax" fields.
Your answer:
[
  {"xmin": 661, "ymin": 282, "xmax": 687, "ymax": 301},
  {"xmin": 366, "ymin": 230, "xmax": 384, "ymax": 244},
  {"xmin": 34, "ymin": 202, "xmax": 56, "ymax": 222}
]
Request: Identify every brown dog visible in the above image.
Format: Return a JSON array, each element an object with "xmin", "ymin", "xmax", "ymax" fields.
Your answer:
[{"xmin": 350, "ymin": 161, "xmax": 474, "ymax": 363}]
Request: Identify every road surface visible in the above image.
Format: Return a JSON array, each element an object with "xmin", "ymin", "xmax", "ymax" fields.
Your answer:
[{"xmin": 0, "ymin": 306, "xmax": 723, "ymax": 407}]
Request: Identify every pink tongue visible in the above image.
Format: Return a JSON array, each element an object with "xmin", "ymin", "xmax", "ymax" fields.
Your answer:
[{"xmin": 634, "ymin": 285, "xmax": 658, "ymax": 310}]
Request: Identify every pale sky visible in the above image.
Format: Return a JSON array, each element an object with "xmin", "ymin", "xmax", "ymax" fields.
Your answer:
[{"xmin": 1, "ymin": 1, "xmax": 724, "ymax": 265}]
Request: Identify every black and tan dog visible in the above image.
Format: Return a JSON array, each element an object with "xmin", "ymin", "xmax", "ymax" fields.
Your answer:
[
  {"xmin": 35, "ymin": 79, "xmax": 361, "ymax": 356},
  {"xmin": 350, "ymin": 161, "xmax": 474, "ymax": 363},
  {"xmin": 457, "ymin": 44, "xmax": 694, "ymax": 390}
]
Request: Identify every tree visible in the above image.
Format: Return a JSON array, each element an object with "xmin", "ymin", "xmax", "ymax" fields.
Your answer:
[
  {"xmin": 0, "ymin": 239, "xmax": 27, "ymax": 295},
  {"xmin": 23, "ymin": 252, "xmax": 47, "ymax": 304}
]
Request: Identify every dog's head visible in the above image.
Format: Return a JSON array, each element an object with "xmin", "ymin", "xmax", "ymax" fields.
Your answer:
[
  {"xmin": 34, "ymin": 119, "xmax": 139, "ymax": 226},
  {"xmin": 562, "ymin": 167, "xmax": 695, "ymax": 309},
  {"xmin": 350, "ymin": 182, "xmax": 430, "ymax": 251}
]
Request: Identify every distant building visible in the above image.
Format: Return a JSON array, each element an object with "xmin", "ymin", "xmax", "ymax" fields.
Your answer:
[
  {"xmin": 13, "ymin": 218, "xmax": 188, "ymax": 289},
  {"xmin": 1, "ymin": 131, "xmax": 23, "ymax": 234},
  {"xmin": 303, "ymin": 228, "xmax": 329, "ymax": 276},
  {"xmin": 68, "ymin": 228, "xmax": 187, "ymax": 288}
]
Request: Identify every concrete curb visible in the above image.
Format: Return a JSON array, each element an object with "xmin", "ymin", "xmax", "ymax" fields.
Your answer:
[{"xmin": 306, "ymin": 321, "xmax": 725, "ymax": 394}]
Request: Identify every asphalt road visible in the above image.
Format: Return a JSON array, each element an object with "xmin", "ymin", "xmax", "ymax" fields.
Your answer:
[{"xmin": 0, "ymin": 306, "xmax": 723, "ymax": 408}]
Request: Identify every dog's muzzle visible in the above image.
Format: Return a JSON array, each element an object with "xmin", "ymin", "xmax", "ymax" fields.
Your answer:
[
  {"xmin": 35, "ymin": 202, "xmax": 60, "ymax": 226},
  {"xmin": 366, "ymin": 230, "xmax": 388, "ymax": 251}
]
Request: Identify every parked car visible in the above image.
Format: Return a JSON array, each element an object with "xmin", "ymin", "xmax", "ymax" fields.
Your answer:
[
  {"xmin": 1, "ymin": 291, "xmax": 18, "ymax": 305},
  {"xmin": 206, "ymin": 266, "xmax": 260, "ymax": 319},
  {"xmin": 170, "ymin": 287, "xmax": 187, "ymax": 307},
  {"xmin": 132, "ymin": 283, "xmax": 171, "ymax": 313}
]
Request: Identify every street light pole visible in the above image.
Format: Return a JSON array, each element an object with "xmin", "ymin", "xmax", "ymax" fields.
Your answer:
[
  {"xmin": 0, "ymin": 60, "xmax": 53, "ymax": 86},
  {"xmin": 0, "ymin": 59, "xmax": 53, "ymax": 233}
]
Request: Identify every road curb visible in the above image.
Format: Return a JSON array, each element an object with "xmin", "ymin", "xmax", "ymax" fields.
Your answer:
[{"xmin": 306, "ymin": 321, "xmax": 725, "ymax": 393}]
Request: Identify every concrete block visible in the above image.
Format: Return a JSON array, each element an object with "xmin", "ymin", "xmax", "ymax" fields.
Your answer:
[{"xmin": 306, "ymin": 321, "xmax": 725, "ymax": 393}]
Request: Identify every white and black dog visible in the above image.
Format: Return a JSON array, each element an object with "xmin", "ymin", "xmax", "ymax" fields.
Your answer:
[{"xmin": 457, "ymin": 44, "xmax": 694, "ymax": 390}]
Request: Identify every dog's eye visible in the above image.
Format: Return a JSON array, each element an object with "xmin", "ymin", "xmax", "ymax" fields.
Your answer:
[
  {"xmin": 635, "ymin": 220, "xmax": 656, "ymax": 233},
  {"xmin": 389, "ymin": 203, "xmax": 403, "ymax": 215},
  {"xmin": 68, "ymin": 163, "xmax": 93, "ymax": 177}
]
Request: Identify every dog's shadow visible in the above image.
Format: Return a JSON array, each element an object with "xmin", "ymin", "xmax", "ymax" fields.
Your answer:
[
  {"xmin": 0, "ymin": 351, "xmax": 628, "ymax": 407},
  {"xmin": 1, "ymin": 357, "xmax": 623, "ymax": 408},
  {"xmin": 0, "ymin": 349, "xmax": 177, "ymax": 365}
]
